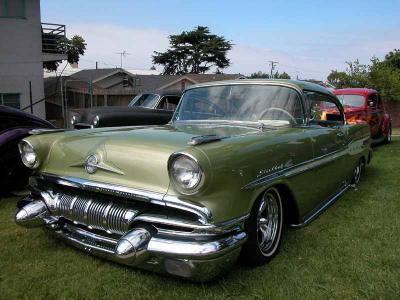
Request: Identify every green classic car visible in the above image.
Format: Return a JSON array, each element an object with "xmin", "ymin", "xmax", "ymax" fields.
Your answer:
[{"xmin": 16, "ymin": 80, "xmax": 371, "ymax": 281}]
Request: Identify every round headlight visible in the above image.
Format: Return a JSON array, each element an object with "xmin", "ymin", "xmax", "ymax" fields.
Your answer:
[
  {"xmin": 71, "ymin": 115, "xmax": 77, "ymax": 125},
  {"xmin": 93, "ymin": 115, "xmax": 100, "ymax": 127},
  {"xmin": 169, "ymin": 154, "xmax": 203, "ymax": 194},
  {"xmin": 18, "ymin": 140, "xmax": 39, "ymax": 169}
]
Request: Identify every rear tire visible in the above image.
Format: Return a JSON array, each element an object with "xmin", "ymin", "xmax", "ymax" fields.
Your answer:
[{"xmin": 241, "ymin": 187, "xmax": 283, "ymax": 266}]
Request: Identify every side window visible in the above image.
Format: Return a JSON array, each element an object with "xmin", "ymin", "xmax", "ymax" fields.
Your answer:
[
  {"xmin": 157, "ymin": 96, "xmax": 180, "ymax": 111},
  {"xmin": 306, "ymin": 92, "xmax": 343, "ymax": 126},
  {"xmin": 368, "ymin": 94, "xmax": 377, "ymax": 108}
]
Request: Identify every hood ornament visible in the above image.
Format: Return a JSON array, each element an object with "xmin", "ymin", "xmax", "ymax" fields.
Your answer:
[
  {"xmin": 85, "ymin": 154, "xmax": 99, "ymax": 174},
  {"xmin": 70, "ymin": 154, "xmax": 125, "ymax": 175}
]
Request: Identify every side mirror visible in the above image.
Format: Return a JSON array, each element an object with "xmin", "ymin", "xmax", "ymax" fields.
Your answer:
[{"xmin": 368, "ymin": 101, "xmax": 375, "ymax": 107}]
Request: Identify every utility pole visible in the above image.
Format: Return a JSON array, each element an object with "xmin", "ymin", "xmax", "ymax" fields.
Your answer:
[
  {"xmin": 116, "ymin": 51, "xmax": 130, "ymax": 69},
  {"xmin": 268, "ymin": 61, "xmax": 279, "ymax": 78}
]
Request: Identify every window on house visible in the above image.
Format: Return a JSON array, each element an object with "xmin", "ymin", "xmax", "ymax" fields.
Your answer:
[
  {"xmin": 0, "ymin": 0, "xmax": 25, "ymax": 18},
  {"xmin": 135, "ymin": 78, "xmax": 141, "ymax": 86},
  {"xmin": 0, "ymin": 93, "xmax": 21, "ymax": 109}
]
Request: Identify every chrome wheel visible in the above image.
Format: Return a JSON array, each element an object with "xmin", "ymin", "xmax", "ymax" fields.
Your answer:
[
  {"xmin": 256, "ymin": 189, "xmax": 282, "ymax": 256},
  {"xmin": 388, "ymin": 126, "xmax": 392, "ymax": 143},
  {"xmin": 352, "ymin": 160, "xmax": 363, "ymax": 184}
]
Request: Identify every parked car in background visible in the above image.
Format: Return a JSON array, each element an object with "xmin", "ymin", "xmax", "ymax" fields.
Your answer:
[
  {"xmin": 15, "ymin": 80, "xmax": 371, "ymax": 281},
  {"xmin": 70, "ymin": 91, "xmax": 181, "ymax": 129},
  {"xmin": 0, "ymin": 106, "xmax": 56, "ymax": 193},
  {"xmin": 333, "ymin": 88, "xmax": 392, "ymax": 144}
]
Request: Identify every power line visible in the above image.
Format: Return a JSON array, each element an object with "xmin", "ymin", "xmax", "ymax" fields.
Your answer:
[{"xmin": 116, "ymin": 50, "xmax": 130, "ymax": 68}]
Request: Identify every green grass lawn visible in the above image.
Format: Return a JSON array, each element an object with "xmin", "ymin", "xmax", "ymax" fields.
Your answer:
[{"xmin": 1, "ymin": 139, "xmax": 400, "ymax": 300}]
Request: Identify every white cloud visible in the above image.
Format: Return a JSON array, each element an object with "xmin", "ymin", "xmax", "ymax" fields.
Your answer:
[{"xmin": 65, "ymin": 23, "xmax": 400, "ymax": 80}]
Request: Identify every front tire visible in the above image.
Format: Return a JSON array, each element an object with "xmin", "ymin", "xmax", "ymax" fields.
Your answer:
[
  {"xmin": 385, "ymin": 125, "xmax": 392, "ymax": 144},
  {"xmin": 241, "ymin": 187, "xmax": 283, "ymax": 266},
  {"xmin": 351, "ymin": 159, "xmax": 364, "ymax": 185}
]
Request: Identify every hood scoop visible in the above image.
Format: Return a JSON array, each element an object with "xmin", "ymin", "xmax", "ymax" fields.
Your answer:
[{"xmin": 187, "ymin": 135, "xmax": 226, "ymax": 146}]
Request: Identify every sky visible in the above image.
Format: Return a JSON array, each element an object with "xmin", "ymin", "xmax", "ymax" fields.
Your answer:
[{"xmin": 41, "ymin": 0, "xmax": 400, "ymax": 80}]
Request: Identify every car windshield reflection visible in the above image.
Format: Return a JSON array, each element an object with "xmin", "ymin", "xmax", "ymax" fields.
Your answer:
[{"xmin": 173, "ymin": 84, "xmax": 304, "ymax": 127}]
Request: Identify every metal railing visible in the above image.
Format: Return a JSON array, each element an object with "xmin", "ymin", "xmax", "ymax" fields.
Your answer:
[{"xmin": 42, "ymin": 23, "xmax": 66, "ymax": 54}]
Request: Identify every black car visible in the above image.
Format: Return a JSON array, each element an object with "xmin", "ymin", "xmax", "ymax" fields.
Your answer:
[
  {"xmin": 71, "ymin": 91, "xmax": 181, "ymax": 129},
  {"xmin": 0, "ymin": 105, "xmax": 56, "ymax": 192}
]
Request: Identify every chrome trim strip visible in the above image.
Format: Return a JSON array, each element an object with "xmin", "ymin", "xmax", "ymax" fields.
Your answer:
[
  {"xmin": 39, "ymin": 173, "xmax": 165, "ymax": 202},
  {"xmin": 290, "ymin": 183, "xmax": 350, "ymax": 228},
  {"xmin": 37, "ymin": 173, "xmax": 213, "ymax": 223},
  {"xmin": 242, "ymin": 147, "xmax": 348, "ymax": 190}
]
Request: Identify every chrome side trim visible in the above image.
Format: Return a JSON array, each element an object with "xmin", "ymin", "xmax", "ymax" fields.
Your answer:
[
  {"xmin": 37, "ymin": 173, "xmax": 213, "ymax": 223},
  {"xmin": 290, "ymin": 183, "xmax": 350, "ymax": 228},
  {"xmin": 242, "ymin": 147, "xmax": 348, "ymax": 190}
]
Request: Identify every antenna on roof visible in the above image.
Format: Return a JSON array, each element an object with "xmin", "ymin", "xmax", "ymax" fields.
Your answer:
[{"xmin": 116, "ymin": 50, "xmax": 130, "ymax": 69}]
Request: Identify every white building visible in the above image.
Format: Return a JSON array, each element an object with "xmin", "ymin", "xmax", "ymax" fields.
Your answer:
[{"xmin": 0, "ymin": 0, "xmax": 66, "ymax": 118}]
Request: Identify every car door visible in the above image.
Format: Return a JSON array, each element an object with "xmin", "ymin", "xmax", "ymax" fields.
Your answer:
[{"xmin": 304, "ymin": 91, "xmax": 349, "ymax": 207}]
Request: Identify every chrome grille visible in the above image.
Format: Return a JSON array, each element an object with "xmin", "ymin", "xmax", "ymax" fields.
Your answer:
[{"xmin": 53, "ymin": 193, "xmax": 138, "ymax": 235}]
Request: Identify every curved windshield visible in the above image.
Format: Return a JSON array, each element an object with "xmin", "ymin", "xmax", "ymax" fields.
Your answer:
[
  {"xmin": 128, "ymin": 93, "xmax": 160, "ymax": 108},
  {"xmin": 336, "ymin": 94, "xmax": 365, "ymax": 107},
  {"xmin": 173, "ymin": 84, "xmax": 304, "ymax": 127}
]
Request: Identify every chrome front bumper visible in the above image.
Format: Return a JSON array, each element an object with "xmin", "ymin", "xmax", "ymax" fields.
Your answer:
[{"xmin": 16, "ymin": 198, "xmax": 247, "ymax": 281}]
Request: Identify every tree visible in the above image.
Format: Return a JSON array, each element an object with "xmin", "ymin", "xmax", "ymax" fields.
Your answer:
[
  {"xmin": 249, "ymin": 71, "xmax": 270, "ymax": 79},
  {"xmin": 326, "ymin": 51, "xmax": 400, "ymax": 102},
  {"xmin": 327, "ymin": 70, "xmax": 351, "ymax": 88},
  {"xmin": 327, "ymin": 59, "xmax": 369, "ymax": 88},
  {"xmin": 384, "ymin": 49, "xmax": 400, "ymax": 70},
  {"xmin": 275, "ymin": 71, "xmax": 291, "ymax": 79},
  {"xmin": 43, "ymin": 35, "xmax": 87, "ymax": 72},
  {"xmin": 369, "ymin": 57, "xmax": 400, "ymax": 102},
  {"xmin": 152, "ymin": 26, "xmax": 233, "ymax": 75},
  {"xmin": 248, "ymin": 71, "xmax": 291, "ymax": 79}
]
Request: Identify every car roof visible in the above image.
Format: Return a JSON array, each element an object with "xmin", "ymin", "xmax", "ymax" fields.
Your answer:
[
  {"xmin": 334, "ymin": 88, "xmax": 377, "ymax": 96},
  {"xmin": 186, "ymin": 79, "xmax": 334, "ymax": 97}
]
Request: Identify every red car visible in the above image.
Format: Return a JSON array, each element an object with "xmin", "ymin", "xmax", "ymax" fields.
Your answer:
[{"xmin": 333, "ymin": 88, "xmax": 392, "ymax": 144}]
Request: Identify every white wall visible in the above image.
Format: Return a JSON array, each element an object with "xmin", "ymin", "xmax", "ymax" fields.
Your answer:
[{"xmin": 0, "ymin": 0, "xmax": 45, "ymax": 118}]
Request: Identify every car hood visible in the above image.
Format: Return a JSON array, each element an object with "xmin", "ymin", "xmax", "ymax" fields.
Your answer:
[{"xmin": 37, "ymin": 123, "xmax": 262, "ymax": 193}]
